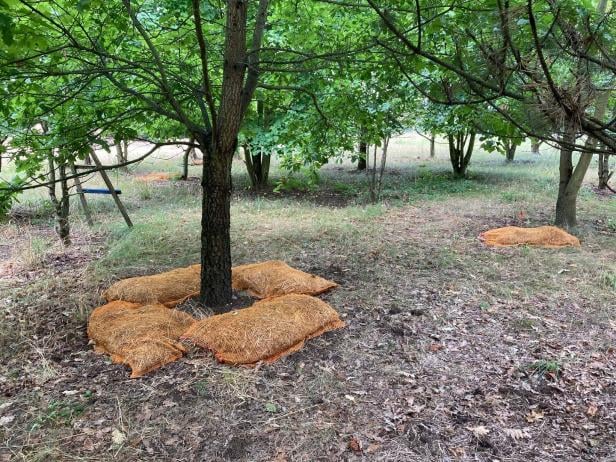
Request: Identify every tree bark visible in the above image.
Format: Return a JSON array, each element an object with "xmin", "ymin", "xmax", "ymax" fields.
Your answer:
[
  {"xmin": 114, "ymin": 138, "xmax": 128, "ymax": 172},
  {"xmin": 505, "ymin": 142, "xmax": 516, "ymax": 162},
  {"xmin": 181, "ymin": 139, "xmax": 195, "ymax": 180},
  {"xmin": 199, "ymin": 138, "xmax": 233, "ymax": 309},
  {"xmin": 369, "ymin": 144, "xmax": 378, "ymax": 202},
  {"xmin": 598, "ymin": 145, "xmax": 612, "ymax": 190},
  {"xmin": 244, "ymin": 142, "xmax": 270, "ymax": 190},
  {"xmin": 448, "ymin": 131, "xmax": 475, "ymax": 178},
  {"xmin": 530, "ymin": 138, "xmax": 541, "ymax": 154},
  {"xmin": 48, "ymin": 154, "xmax": 71, "ymax": 245},
  {"xmin": 0, "ymin": 136, "xmax": 5, "ymax": 172},
  {"xmin": 358, "ymin": 141, "xmax": 367, "ymax": 170},
  {"xmin": 555, "ymin": 121, "xmax": 578, "ymax": 228},
  {"xmin": 376, "ymin": 136, "xmax": 390, "ymax": 200},
  {"xmin": 122, "ymin": 139, "xmax": 129, "ymax": 161},
  {"xmin": 429, "ymin": 135, "xmax": 435, "ymax": 158},
  {"xmin": 70, "ymin": 161, "xmax": 94, "ymax": 226},
  {"xmin": 194, "ymin": 0, "xmax": 268, "ymax": 309}
]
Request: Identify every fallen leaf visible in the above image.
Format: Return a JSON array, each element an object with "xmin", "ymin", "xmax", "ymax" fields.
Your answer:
[
  {"xmin": 271, "ymin": 450, "xmax": 288, "ymax": 462},
  {"xmin": 429, "ymin": 343, "xmax": 444, "ymax": 352},
  {"xmin": 365, "ymin": 443, "xmax": 381, "ymax": 454},
  {"xmin": 466, "ymin": 425, "xmax": 490, "ymax": 438},
  {"xmin": 587, "ymin": 404, "xmax": 599, "ymax": 417},
  {"xmin": 0, "ymin": 416, "xmax": 15, "ymax": 426},
  {"xmin": 348, "ymin": 436, "xmax": 362, "ymax": 453},
  {"xmin": 525, "ymin": 410, "xmax": 544, "ymax": 423},
  {"xmin": 111, "ymin": 428, "xmax": 126, "ymax": 446},
  {"xmin": 83, "ymin": 438, "xmax": 95, "ymax": 451},
  {"xmin": 503, "ymin": 428, "xmax": 530, "ymax": 440}
]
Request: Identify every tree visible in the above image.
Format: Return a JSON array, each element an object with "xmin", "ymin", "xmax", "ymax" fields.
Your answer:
[
  {"xmin": 355, "ymin": 0, "xmax": 615, "ymax": 228},
  {"xmin": 1, "ymin": 0, "xmax": 271, "ymax": 308},
  {"xmin": 598, "ymin": 144, "xmax": 613, "ymax": 191},
  {"xmin": 418, "ymin": 102, "xmax": 480, "ymax": 178}
]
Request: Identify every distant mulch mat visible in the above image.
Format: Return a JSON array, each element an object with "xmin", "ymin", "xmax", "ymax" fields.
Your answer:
[
  {"xmin": 181, "ymin": 294, "xmax": 345, "ymax": 365},
  {"xmin": 88, "ymin": 261, "xmax": 344, "ymax": 377},
  {"xmin": 103, "ymin": 264, "xmax": 201, "ymax": 307},
  {"xmin": 135, "ymin": 172, "xmax": 172, "ymax": 182},
  {"xmin": 232, "ymin": 260, "xmax": 338, "ymax": 298},
  {"xmin": 479, "ymin": 225, "xmax": 580, "ymax": 248},
  {"xmin": 87, "ymin": 301, "xmax": 195, "ymax": 378}
]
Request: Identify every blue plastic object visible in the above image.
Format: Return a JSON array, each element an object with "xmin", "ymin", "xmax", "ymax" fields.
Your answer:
[{"xmin": 81, "ymin": 188, "xmax": 122, "ymax": 195}]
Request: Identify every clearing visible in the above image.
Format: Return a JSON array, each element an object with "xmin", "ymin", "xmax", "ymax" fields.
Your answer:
[{"xmin": 1, "ymin": 137, "xmax": 615, "ymax": 461}]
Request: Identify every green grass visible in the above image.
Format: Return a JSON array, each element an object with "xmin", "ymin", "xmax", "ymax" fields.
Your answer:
[
  {"xmin": 30, "ymin": 395, "xmax": 93, "ymax": 430},
  {"xmin": 3, "ymin": 136, "xmax": 614, "ymax": 287},
  {"xmin": 528, "ymin": 359, "xmax": 562, "ymax": 378}
]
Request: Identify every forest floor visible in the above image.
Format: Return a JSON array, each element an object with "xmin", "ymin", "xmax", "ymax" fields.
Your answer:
[{"xmin": 1, "ymin": 138, "xmax": 615, "ymax": 461}]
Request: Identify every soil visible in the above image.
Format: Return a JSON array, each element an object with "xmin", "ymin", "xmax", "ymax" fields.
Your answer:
[{"xmin": 1, "ymin": 196, "xmax": 615, "ymax": 461}]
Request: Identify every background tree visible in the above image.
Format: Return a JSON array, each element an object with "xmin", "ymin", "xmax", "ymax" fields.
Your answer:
[
  {"xmin": 1, "ymin": 0, "xmax": 274, "ymax": 308},
  {"xmin": 352, "ymin": 0, "xmax": 615, "ymax": 228}
]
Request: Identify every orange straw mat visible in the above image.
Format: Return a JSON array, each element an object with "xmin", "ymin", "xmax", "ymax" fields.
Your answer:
[
  {"xmin": 232, "ymin": 260, "xmax": 338, "ymax": 299},
  {"xmin": 87, "ymin": 300, "xmax": 195, "ymax": 378},
  {"xmin": 479, "ymin": 225, "xmax": 580, "ymax": 248},
  {"xmin": 181, "ymin": 294, "xmax": 345, "ymax": 365},
  {"xmin": 103, "ymin": 264, "xmax": 201, "ymax": 307}
]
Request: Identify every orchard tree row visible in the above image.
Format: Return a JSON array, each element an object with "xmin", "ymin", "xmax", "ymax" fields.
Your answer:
[{"xmin": 0, "ymin": 0, "xmax": 614, "ymax": 309}]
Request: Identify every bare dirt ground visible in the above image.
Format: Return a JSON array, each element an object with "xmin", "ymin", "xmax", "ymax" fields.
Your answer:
[{"xmin": 1, "ymin": 146, "xmax": 615, "ymax": 461}]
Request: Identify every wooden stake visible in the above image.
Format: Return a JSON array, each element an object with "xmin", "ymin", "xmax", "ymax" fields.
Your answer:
[
  {"xmin": 89, "ymin": 150, "xmax": 133, "ymax": 228},
  {"xmin": 70, "ymin": 161, "xmax": 94, "ymax": 227}
]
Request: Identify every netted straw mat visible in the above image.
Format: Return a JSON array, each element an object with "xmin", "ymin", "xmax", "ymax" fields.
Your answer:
[
  {"xmin": 231, "ymin": 260, "xmax": 338, "ymax": 299},
  {"xmin": 103, "ymin": 264, "xmax": 201, "ymax": 307},
  {"xmin": 87, "ymin": 300, "xmax": 195, "ymax": 378},
  {"xmin": 479, "ymin": 225, "xmax": 580, "ymax": 248},
  {"xmin": 181, "ymin": 294, "xmax": 345, "ymax": 365},
  {"xmin": 135, "ymin": 172, "xmax": 171, "ymax": 182}
]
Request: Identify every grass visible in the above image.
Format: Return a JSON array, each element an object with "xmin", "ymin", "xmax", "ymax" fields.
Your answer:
[
  {"xmin": 30, "ymin": 398, "xmax": 91, "ymax": 430},
  {"xmin": 528, "ymin": 359, "xmax": 562, "ymax": 379},
  {"xmin": 0, "ymin": 135, "xmax": 615, "ymax": 461}
]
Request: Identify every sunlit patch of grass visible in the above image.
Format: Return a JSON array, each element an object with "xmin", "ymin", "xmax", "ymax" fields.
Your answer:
[
  {"xmin": 528, "ymin": 359, "xmax": 562, "ymax": 379},
  {"xmin": 600, "ymin": 271, "xmax": 616, "ymax": 290}
]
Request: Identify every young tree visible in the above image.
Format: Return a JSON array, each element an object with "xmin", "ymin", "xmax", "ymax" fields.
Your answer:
[
  {"xmin": 356, "ymin": 0, "xmax": 615, "ymax": 228},
  {"xmin": 2, "ymin": 0, "xmax": 271, "ymax": 308}
]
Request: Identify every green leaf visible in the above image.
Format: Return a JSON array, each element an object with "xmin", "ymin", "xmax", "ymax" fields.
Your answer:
[
  {"xmin": 265, "ymin": 402, "xmax": 278, "ymax": 413},
  {"xmin": 0, "ymin": 12, "xmax": 14, "ymax": 45}
]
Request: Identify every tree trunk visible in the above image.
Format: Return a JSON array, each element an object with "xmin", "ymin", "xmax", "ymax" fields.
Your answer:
[
  {"xmin": 115, "ymin": 138, "xmax": 124, "ymax": 164},
  {"xmin": 429, "ymin": 135, "xmax": 435, "ymax": 158},
  {"xmin": 357, "ymin": 141, "xmax": 367, "ymax": 170},
  {"xmin": 122, "ymin": 139, "xmax": 129, "ymax": 161},
  {"xmin": 530, "ymin": 138, "xmax": 541, "ymax": 154},
  {"xmin": 505, "ymin": 142, "xmax": 516, "ymax": 162},
  {"xmin": 181, "ymin": 139, "xmax": 195, "ymax": 180},
  {"xmin": 376, "ymin": 136, "xmax": 390, "ymax": 200},
  {"xmin": 200, "ymin": 139, "xmax": 233, "ymax": 309},
  {"xmin": 555, "ymin": 122, "xmax": 578, "ymax": 228},
  {"xmin": 56, "ymin": 162, "xmax": 71, "ymax": 245},
  {"xmin": 114, "ymin": 138, "xmax": 128, "ymax": 171},
  {"xmin": 598, "ymin": 149, "xmax": 611, "ymax": 190},
  {"xmin": 196, "ymin": 0, "xmax": 266, "ymax": 310},
  {"xmin": 448, "ymin": 131, "xmax": 475, "ymax": 178},
  {"xmin": 369, "ymin": 144, "xmax": 378, "ymax": 202},
  {"xmin": 0, "ymin": 137, "xmax": 5, "ymax": 172},
  {"xmin": 48, "ymin": 155, "xmax": 71, "ymax": 245},
  {"xmin": 244, "ymin": 141, "xmax": 271, "ymax": 190}
]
